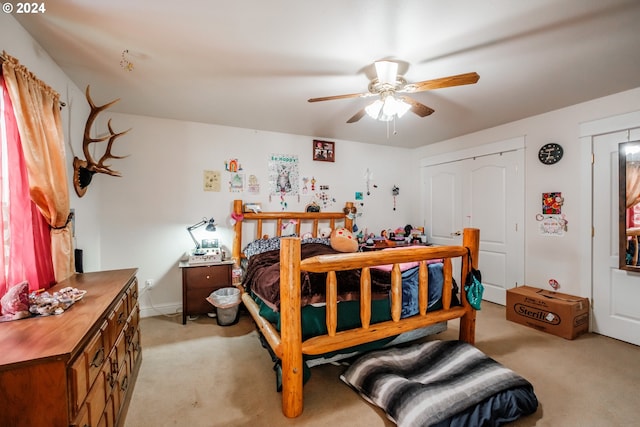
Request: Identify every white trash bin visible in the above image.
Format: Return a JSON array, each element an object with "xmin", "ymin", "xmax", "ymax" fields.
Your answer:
[{"xmin": 209, "ymin": 287, "xmax": 241, "ymax": 326}]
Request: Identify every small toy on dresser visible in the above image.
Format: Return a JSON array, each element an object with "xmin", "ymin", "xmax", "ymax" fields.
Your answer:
[
  {"xmin": 0, "ymin": 281, "xmax": 30, "ymax": 322},
  {"xmin": 1, "ymin": 282, "xmax": 87, "ymax": 322}
]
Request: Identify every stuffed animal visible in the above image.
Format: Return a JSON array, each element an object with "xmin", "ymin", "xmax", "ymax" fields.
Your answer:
[
  {"xmin": 319, "ymin": 227, "xmax": 332, "ymax": 238},
  {"xmin": 330, "ymin": 227, "xmax": 359, "ymax": 253}
]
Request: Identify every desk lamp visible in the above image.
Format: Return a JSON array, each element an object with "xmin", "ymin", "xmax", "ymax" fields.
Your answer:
[{"xmin": 187, "ymin": 217, "xmax": 216, "ymax": 255}]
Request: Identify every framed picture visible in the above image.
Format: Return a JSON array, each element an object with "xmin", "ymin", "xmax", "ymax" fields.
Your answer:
[{"xmin": 313, "ymin": 140, "xmax": 335, "ymax": 162}]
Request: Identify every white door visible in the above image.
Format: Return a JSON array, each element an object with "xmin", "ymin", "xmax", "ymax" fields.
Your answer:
[
  {"xmin": 422, "ymin": 149, "xmax": 524, "ymax": 305},
  {"xmin": 592, "ymin": 131, "xmax": 640, "ymax": 345}
]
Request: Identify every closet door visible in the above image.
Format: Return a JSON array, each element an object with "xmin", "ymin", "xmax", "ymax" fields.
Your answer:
[
  {"xmin": 592, "ymin": 129, "xmax": 640, "ymax": 345},
  {"xmin": 422, "ymin": 147, "xmax": 524, "ymax": 305}
]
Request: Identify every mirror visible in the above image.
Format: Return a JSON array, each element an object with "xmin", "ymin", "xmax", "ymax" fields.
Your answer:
[{"xmin": 619, "ymin": 140, "xmax": 640, "ymax": 270}]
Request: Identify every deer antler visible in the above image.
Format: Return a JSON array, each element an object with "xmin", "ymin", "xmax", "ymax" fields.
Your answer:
[{"xmin": 73, "ymin": 85, "xmax": 131, "ymax": 197}]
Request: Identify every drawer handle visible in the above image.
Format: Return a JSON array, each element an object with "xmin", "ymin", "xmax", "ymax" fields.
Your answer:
[
  {"xmin": 132, "ymin": 289, "xmax": 138, "ymax": 299},
  {"xmin": 107, "ymin": 372, "xmax": 115, "ymax": 388},
  {"xmin": 90, "ymin": 347, "xmax": 105, "ymax": 368},
  {"xmin": 206, "ymin": 275, "xmax": 210, "ymax": 279},
  {"xmin": 117, "ymin": 312, "xmax": 126, "ymax": 324},
  {"xmin": 120, "ymin": 374, "xmax": 129, "ymax": 392}
]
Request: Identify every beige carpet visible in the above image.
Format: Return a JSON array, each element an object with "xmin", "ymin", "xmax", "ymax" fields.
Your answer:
[{"xmin": 124, "ymin": 302, "xmax": 640, "ymax": 427}]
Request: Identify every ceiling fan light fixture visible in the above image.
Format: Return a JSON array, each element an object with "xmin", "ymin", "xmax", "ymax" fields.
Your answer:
[
  {"xmin": 366, "ymin": 95, "xmax": 411, "ymax": 121},
  {"xmin": 395, "ymin": 98, "xmax": 411, "ymax": 118},
  {"xmin": 383, "ymin": 95, "xmax": 411, "ymax": 118},
  {"xmin": 374, "ymin": 61, "xmax": 398, "ymax": 86},
  {"xmin": 365, "ymin": 99, "xmax": 383, "ymax": 119}
]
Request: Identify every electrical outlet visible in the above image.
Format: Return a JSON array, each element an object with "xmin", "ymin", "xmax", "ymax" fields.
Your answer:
[{"xmin": 145, "ymin": 279, "xmax": 154, "ymax": 290}]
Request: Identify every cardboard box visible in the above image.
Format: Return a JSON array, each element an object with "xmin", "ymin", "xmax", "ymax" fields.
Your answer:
[{"xmin": 506, "ymin": 285, "xmax": 589, "ymax": 340}]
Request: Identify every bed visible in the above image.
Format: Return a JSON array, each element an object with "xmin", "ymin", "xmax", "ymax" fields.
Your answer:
[{"xmin": 230, "ymin": 199, "xmax": 484, "ymax": 418}]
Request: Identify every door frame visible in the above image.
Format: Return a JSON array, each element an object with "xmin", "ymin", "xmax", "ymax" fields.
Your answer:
[{"xmin": 579, "ymin": 109, "xmax": 640, "ymax": 329}]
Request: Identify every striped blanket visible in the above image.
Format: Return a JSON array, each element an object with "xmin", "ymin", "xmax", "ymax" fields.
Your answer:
[{"xmin": 340, "ymin": 340, "xmax": 537, "ymax": 427}]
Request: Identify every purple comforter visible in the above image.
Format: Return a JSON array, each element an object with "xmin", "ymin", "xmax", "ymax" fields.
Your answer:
[{"xmin": 243, "ymin": 243, "xmax": 393, "ymax": 311}]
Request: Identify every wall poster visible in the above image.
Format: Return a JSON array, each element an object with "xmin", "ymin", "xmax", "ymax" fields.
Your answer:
[{"xmin": 268, "ymin": 153, "xmax": 299, "ymax": 196}]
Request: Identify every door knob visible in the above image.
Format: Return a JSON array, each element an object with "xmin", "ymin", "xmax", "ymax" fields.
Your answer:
[{"xmin": 450, "ymin": 230, "xmax": 462, "ymax": 236}]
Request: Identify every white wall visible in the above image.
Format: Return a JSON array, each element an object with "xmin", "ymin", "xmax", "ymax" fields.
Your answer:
[
  {"xmin": 96, "ymin": 114, "xmax": 420, "ymax": 316},
  {"xmin": 414, "ymin": 88, "xmax": 640, "ymax": 297}
]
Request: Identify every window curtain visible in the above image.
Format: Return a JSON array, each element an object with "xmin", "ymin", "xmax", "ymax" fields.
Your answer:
[
  {"xmin": 626, "ymin": 161, "xmax": 640, "ymax": 209},
  {"xmin": 1, "ymin": 53, "xmax": 73, "ymax": 283},
  {"xmin": 1, "ymin": 75, "xmax": 54, "ymax": 296}
]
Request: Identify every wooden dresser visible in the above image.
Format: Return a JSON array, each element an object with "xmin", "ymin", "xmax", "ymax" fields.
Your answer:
[{"xmin": 0, "ymin": 268, "xmax": 141, "ymax": 427}]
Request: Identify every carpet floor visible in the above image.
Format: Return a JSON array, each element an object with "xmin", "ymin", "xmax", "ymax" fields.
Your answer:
[{"xmin": 123, "ymin": 302, "xmax": 640, "ymax": 427}]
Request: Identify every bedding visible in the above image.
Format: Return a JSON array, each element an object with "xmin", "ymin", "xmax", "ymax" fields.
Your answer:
[
  {"xmin": 230, "ymin": 199, "xmax": 482, "ymax": 418},
  {"xmin": 242, "ymin": 237, "xmax": 455, "ymax": 315},
  {"xmin": 340, "ymin": 340, "xmax": 538, "ymax": 427}
]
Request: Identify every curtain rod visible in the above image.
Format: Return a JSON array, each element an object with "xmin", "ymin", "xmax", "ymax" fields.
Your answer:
[{"xmin": 1, "ymin": 52, "xmax": 67, "ymax": 108}]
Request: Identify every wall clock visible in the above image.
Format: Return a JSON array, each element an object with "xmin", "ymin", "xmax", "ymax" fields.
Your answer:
[{"xmin": 538, "ymin": 143, "xmax": 564, "ymax": 165}]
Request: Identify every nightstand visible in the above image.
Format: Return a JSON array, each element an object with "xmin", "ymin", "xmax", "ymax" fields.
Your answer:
[{"xmin": 179, "ymin": 260, "xmax": 234, "ymax": 324}]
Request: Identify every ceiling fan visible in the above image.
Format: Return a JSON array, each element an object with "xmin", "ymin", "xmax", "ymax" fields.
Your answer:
[{"xmin": 308, "ymin": 61, "xmax": 479, "ymax": 123}]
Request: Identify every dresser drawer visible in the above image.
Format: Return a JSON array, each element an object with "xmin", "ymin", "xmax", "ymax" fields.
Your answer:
[
  {"xmin": 127, "ymin": 279, "xmax": 139, "ymax": 313},
  {"xmin": 71, "ymin": 403, "xmax": 89, "ymax": 427},
  {"xmin": 183, "ymin": 264, "xmax": 231, "ymax": 289},
  {"xmin": 86, "ymin": 321, "xmax": 108, "ymax": 387},
  {"xmin": 70, "ymin": 320, "xmax": 108, "ymax": 415},
  {"xmin": 86, "ymin": 364, "xmax": 108, "ymax": 427}
]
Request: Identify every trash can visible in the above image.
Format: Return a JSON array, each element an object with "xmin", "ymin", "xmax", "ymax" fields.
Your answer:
[{"xmin": 208, "ymin": 287, "xmax": 241, "ymax": 326}]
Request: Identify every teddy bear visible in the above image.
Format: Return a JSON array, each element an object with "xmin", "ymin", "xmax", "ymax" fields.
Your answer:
[
  {"xmin": 319, "ymin": 227, "xmax": 332, "ymax": 238},
  {"xmin": 330, "ymin": 227, "xmax": 359, "ymax": 253}
]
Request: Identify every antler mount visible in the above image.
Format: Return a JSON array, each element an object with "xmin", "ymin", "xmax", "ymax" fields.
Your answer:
[{"xmin": 73, "ymin": 85, "xmax": 131, "ymax": 197}]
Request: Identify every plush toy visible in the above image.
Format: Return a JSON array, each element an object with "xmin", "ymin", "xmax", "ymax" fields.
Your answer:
[
  {"xmin": 330, "ymin": 227, "xmax": 359, "ymax": 253},
  {"xmin": 319, "ymin": 227, "xmax": 332, "ymax": 238},
  {"xmin": 0, "ymin": 281, "xmax": 30, "ymax": 322}
]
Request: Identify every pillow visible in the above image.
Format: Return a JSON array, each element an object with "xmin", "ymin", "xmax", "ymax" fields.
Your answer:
[
  {"xmin": 330, "ymin": 227, "xmax": 359, "ymax": 253},
  {"xmin": 243, "ymin": 236, "xmax": 287, "ymax": 259},
  {"xmin": 243, "ymin": 235, "xmax": 331, "ymax": 259}
]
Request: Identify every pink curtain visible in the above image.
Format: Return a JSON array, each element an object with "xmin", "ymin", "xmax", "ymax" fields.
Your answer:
[
  {"xmin": 2, "ymin": 53, "xmax": 73, "ymax": 283},
  {"xmin": 0, "ymin": 75, "xmax": 54, "ymax": 296}
]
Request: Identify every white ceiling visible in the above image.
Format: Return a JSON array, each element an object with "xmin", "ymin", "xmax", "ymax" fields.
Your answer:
[{"xmin": 14, "ymin": 0, "xmax": 640, "ymax": 148}]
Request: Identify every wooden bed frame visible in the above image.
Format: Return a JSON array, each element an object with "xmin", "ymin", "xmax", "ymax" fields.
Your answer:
[{"xmin": 231, "ymin": 199, "xmax": 480, "ymax": 418}]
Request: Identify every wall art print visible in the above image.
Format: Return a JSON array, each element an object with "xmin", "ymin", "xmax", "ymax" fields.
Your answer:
[
  {"xmin": 268, "ymin": 153, "xmax": 299, "ymax": 196},
  {"xmin": 203, "ymin": 170, "xmax": 221, "ymax": 192}
]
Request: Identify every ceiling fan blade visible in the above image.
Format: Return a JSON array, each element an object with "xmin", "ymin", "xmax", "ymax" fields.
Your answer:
[
  {"xmin": 403, "ymin": 72, "xmax": 480, "ymax": 93},
  {"xmin": 346, "ymin": 108, "xmax": 366, "ymax": 123},
  {"xmin": 308, "ymin": 92, "xmax": 371, "ymax": 103},
  {"xmin": 400, "ymin": 96, "xmax": 435, "ymax": 117}
]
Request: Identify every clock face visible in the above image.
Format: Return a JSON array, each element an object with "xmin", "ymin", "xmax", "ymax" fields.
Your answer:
[{"xmin": 538, "ymin": 143, "xmax": 563, "ymax": 165}]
